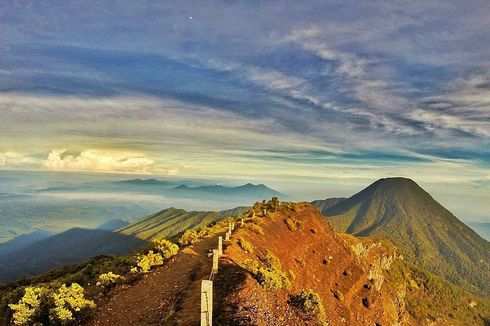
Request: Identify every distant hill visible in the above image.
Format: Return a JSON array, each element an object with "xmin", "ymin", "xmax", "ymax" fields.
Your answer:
[
  {"xmin": 0, "ymin": 230, "xmax": 53, "ymax": 257},
  {"xmin": 115, "ymin": 178, "xmax": 178, "ymax": 187},
  {"xmin": 119, "ymin": 206, "xmax": 249, "ymax": 241},
  {"xmin": 171, "ymin": 183, "xmax": 286, "ymax": 201},
  {"xmin": 0, "ymin": 228, "xmax": 145, "ymax": 282},
  {"xmin": 314, "ymin": 177, "xmax": 490, "ymax": 297}
]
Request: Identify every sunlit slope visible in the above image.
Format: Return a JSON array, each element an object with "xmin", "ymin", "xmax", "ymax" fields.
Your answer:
[
  {"xmin": 316, "ymin": 177, "xmax": 490, "ymax": 296},
  {"xmin": 118, "ymin": 206, "xmax": 248, "ymax": 240}
]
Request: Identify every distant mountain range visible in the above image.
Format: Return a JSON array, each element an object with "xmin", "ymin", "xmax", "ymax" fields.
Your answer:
[
  {"xmin": 313, "ymin": 177, "xmax": 490, "ymax": 296},
  {"xmin": 170, "ymin": 182, "xmax": 285, "ymax": 200}
]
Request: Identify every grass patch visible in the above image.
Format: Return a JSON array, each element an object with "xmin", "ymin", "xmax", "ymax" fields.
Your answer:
[
  {"xmin": 237, "ymin": 237, "xmax": 254, "ymax": 253},
  {"xmin": 255, "ymin": 252, "xmax": 291, "ymax": 290},
  {"xmin": 244, "ymin": 223, "xmax": 264, "ymax": 235},
  {"xmin": 289, "ymin": 289, "xmax": 327, "ymax": 325},
  {"xmin": 284, "ymin": 218, "xmax": 302, "ymax": 231}
]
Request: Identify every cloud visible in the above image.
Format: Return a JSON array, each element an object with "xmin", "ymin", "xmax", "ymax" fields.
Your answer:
[
  {"xmin": 0, "ymin": 151, "xmax": 37, "ymax": 166},
  {"xmin": 43, "ymin": 149, "xmax": 154, "ymax": 174}
]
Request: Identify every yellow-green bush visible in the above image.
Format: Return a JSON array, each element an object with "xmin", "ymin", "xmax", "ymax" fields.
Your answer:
[
  {"xmin": 255, "ymin": 252, "xmax": 290, "ymax": 290},
  {"xmin": 178, "ymin": 229, "xmax": 200, "ymax": 246},
  {"xmin": 134, "ymin": 251, "xmax": 164, "ymax": 273},
  {"xmin": 241, "ymin": 259, "xmax": 259, "ymax": 274},
  {"xmin": 289, "ymin": 289, "xmax": 327, "ymax": 325},
  {"xmin": 96, "ymin": 272, "xmax": 125, "ymax": 287},
  {"xmin": 284, "ymin": 218, "xmax": 302, "ymax": 231},
  {"xmin": 8, "ymin": 286, "xmax": 48, "ymax": 325},
  {"xmin": 50, "ymin": 283, "xmax": 95, "ymax": 323},
  {"xmin": 153, "ymin": 239, "xmax": 179, "ymax": 259},
  {"xmin": 237, "ymin": 237, "xmax": 253, "ymax": 253},
  {"xmin": 244, "ymin": 223, "xmax": 264, "ymax": 235},
  {"xmin": 9, "ymin": 283, "xmax": 95, "ymax": 325}
]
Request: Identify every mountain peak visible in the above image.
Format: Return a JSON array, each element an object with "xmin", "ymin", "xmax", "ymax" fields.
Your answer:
[{"xmin": 316, "ymin": 178, "xmax": 490, "ymax": 296}]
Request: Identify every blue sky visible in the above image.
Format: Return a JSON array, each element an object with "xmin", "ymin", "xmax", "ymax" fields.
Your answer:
[{"xmin": 0, "ymin": 1, "xmax": 489, "ymax": 220}]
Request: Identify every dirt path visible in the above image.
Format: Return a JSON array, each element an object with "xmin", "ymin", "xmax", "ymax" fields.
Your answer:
[{"xmin": 86, "ymin": 233, "xmax": 222, "ymax": 326}]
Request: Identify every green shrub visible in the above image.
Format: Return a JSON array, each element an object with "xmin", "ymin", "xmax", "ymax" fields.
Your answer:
[
  {"xmin": 152, "ymin": 239, "xmax": 179, "ymax": 259},
  {"xmin": 178, "ymin": 230, "xmax": 200, "ymax": 246},
  {"xmin": 241, "ymin": 259, "xmax": 259, "ymax": 274},
  {"xmin": 237, "ymin": 237, "xmax": 254, "ymax": 253},
  {"xmin": 96, "ymin": 272, "xmax": 125, "ymax": 288},
  {"xmin": 255, "ymin": 252, "xmax": 290, "ymax": 290},
  {"xmin": 50, "ymin": 283, "xmax": 95, "ymax": 323},
  {"xmin": 8, "ymin": 286, "xmax": 48, "ymax": 325},
  {"xmin": 244, "ymin": 223, "xmax": 264, "ymax": 235},
  {"xmin": 249, "ymin": 217, "xmax": 264, "ymax": 225},
  {"xmin": 8, "ymin": 283, "xmax": 95, "ymax": 325},
  {"xmin": 133, "ymin": 251, "xmax": 164, "ymax": 273},
  {"xmin": 284, "ymin": 218, "xmax": 302, "ymax": 231},
  {"xmin": 256, "ymin": 267, "xmax": 291, "ymax": 290},
  {"xmin": 289, "ymin": 289, "xmax": 327, "ymax": 324}
]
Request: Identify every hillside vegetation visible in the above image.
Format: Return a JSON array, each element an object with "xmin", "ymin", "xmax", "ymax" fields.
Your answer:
[{"xmin": 314, "ymin": 177, "xmax": 490, "ymax": 297}]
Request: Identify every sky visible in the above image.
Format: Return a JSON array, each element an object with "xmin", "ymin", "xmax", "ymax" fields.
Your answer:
[{"xmin": 0, "ymin": 1, "xmax": 489, "ymax": 221}]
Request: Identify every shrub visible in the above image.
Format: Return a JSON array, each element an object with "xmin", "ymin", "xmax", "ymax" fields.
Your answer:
[
  {"xmin": 134, "ymin": 251, "xmax": 164, "ymax": 273},
  {"xmin": 178, "ymin": 230, "xmax": 200, "ymax": 246},
  {"xmin": 255, "ymin": 252, "xmax": 290, "ymax": 290},
  {"xmin": 256, "ymin": 267, "xmax": 291, "ymax": 290},
  {"xmin": 50, "ymin": 283, "xmax": 95, "ymax": 323},
  {"xmin": 153, "ymin": 239, "xmax": 179, "ymax": 259},
  {"xmin": 289, "ymin": 289, "xmax": 326, "ymax": 324},
  {"xmin": 237, "ymin": 237, "xmax": 253, "ymax": 253},
  {"xmin": 249, "ymin": 217, "xmax": 264, "ymax": 225},
  {"xmin": 244, "ymin": 223, "xmax": 264, "ymax": 235},
  {"xmin": 284, "ymin": 218, "xmax": 302, "ymax": 231},
  {"xmin": 9, "ymin": 286, "xmax": 48, "ymax": 325},
  {"xmin": 96, "ymin": 272, "xmax": 125, "ymax": 288},
  {"xmin": 9, "ymin": 284, "xmax": 95, "ymax": 325},
  {"xmin": 241, "ymin": 259, "xmax": 259, "ymax": 274}
]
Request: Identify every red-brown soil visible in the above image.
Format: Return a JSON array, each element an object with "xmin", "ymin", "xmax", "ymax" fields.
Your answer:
[{"xmin": 214, "ymin": 202, "xmax": 402, "ymax": 325}]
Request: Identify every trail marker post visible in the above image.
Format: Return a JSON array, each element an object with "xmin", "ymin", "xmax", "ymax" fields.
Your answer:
[
  {"xmin": 218, "ymin": 236, "xmax": 223, "ymax": 256},
  {"xmin": 201, "ymin": 280, "xmax": 213, "ymax": 326},
  {"xmin": 212, "ymin": 249, "xmax": 219, "ymax": 273}
]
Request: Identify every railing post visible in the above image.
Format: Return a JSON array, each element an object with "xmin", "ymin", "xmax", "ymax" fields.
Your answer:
[
  {"xmin": 201, "ymin": 280, "xmax": 213, "ymax": 326},
  {"xmin": 225, "ymin": 232, "xmax": 230, "ymax": 241},
  {"xmin": 231, "ymin": 222, "xmax": 235, "ymax": 231},
  {"xmin": 217, "ymin": 236, "xmax": 223, "ymax": 256},
  {"xmin": 212, "ymin": 249, "xmax": 219, "ymax": 273},
  {"xmin": 228, "ymin": 222, "xmax": 232, "ymax": 234}
]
